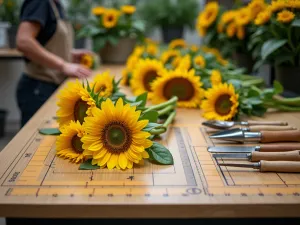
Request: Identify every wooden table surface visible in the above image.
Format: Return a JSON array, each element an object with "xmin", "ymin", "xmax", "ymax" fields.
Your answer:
[{"xmin": 0, "ymin": 65, "xmax": 300, "ymax": 219}]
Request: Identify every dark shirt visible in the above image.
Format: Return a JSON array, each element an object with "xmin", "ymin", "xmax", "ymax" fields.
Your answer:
[{"xmin": 20, "ymin": 0, "xmax": 65, "ymax": 62}]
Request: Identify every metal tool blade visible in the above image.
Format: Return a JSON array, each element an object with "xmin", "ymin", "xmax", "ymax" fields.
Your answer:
[
  {"xmin": 208, "ymin": 146, "xmax": 258, "ymax": 153},
  {"xmin": 210, "ymin": 129, "xmax": 245, "ymax": 142},
  {"xmin": 218, "ymin": 162, "xmax": 259, "ymax": 169},
  {"xmin": 202, "ymin": 120, "xmax": 237, "ymax": 129},
  {"xmin": 212, "ymin": 153, "xmax": 249, "ymax": 159}
]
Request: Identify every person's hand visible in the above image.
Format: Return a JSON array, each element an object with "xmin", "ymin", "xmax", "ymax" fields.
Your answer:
[
  {"xmin": 71, "ymin": 49, "xmax": 93, "ymax": 63},
  {"xmin": 61, "ymin": 62, "xmax": 92, "ymax": 79}
]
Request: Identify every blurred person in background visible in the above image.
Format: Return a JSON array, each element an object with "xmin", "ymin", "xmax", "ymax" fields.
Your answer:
[{"xmin": 16, "ymin": 0, "xmax": 92, "ymax": 127}]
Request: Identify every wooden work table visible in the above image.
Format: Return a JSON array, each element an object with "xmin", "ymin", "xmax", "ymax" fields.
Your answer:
[{"xmin": 0, "ymin": 65, "xmax": 300, "ymax": 219}]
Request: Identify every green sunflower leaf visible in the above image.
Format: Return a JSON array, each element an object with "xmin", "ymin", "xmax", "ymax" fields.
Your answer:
[
  {"xmin": 273, "ymin": 80, "xmax": 284, "ymax": 95},
  {"xmin": 143, "ymin": 123, "xmax": 164, "ymax": 132},
  {"xmin": 140, "ymin": 110, "xmax": 158, "ymax": 123},
  {"xmin": 136, "ymin": 92, "xmax": 148, "ymax": 107},
  {"xmin": 79, "ymin": 159, "xmax": 100, "ymax": 170},
  {"xmin": 39, "ymin": 128, "xmax": 61, "ymax": 135},
  {"xmin": 146, "ymin": 142, "xmax": 174, "ymax": 165}
]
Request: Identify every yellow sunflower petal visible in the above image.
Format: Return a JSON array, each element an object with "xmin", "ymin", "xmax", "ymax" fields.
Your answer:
[{"xmin": 119, "ymin": 152, "xmax": 128, "ymax": 169}]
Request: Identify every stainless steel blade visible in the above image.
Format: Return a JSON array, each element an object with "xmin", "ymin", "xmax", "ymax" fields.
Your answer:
[
  {"xmin": 212, "ymin": 153, "xmax": 249, "ymax": 159},
  {"xmin": 218, "ymin": 163, "xmax": 258, "ymax": 169},
  {"xmin": 209, "ymin": 129, "xmax": 245, "ymax": 142},
  {"xmin": 208, "ymin": 146, "xmax": 259, "ymax": 153}
]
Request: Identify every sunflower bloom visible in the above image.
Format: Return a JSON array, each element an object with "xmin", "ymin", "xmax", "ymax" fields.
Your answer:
[
  {"xmin": 201, "ymin": 83, "xmax": 239, "ymax": 121},
  {"xmin": 226, "ymin": 22, "xmax": 237, "ymax": 38},
  {"xmin": 270, "ymin": 1, "xmax": 286, "ymax": 12},
  {"xmin": 121, "ymin": 5, "xmax": 136, "ymax": 15},
  {"xmin": 161, "ymin": 49, "xmax": 181, "ymax": 65},
  {"xmin": 197, "ymin": 2, "xmax": 219, "ymax": 28},
  {"xmin": 56, "ymin": 121, "xmax": 86, "ymax": 163},
  {"xmin": 146, "ymin": 44, "xmax": 158, "ymax": 56},
  {"xmin": 92, "ymin": 6, "xmax": 105, "ymax": 16},
  {"xmin": 217, "ymin": 22, "xmax": 224, "ymax": 33},
  {"xmin": 131, "ymin": 59, "xmax": 165, "ymax": 96},
  {"xmin": 80, "ymin": 54, "xmax": 93, "ymax": 69},
  {"xmin": 255, "ymin": 9, "xmax": 272, "ymax": 25},
  {"xmin": 220, "ymin": 10, "xmax": 236, "ymax": 24},
  {"xmin": 169, "ymin": 39, "xmax": 187, "ymax": 49},
  {"xmin": 102, "ymin": 9, "xmax": 119, "ymax": 28},
  {"xmin": 235, "ymin": 7, "xmax": 251, "ymax": 26},
  {"xmin": 121, "ymin": 68, "xmax": 130, "ymax": 86},
  {"xmin": 151, "ymin": 69, "xmax": 204, "ymax": 108},
  {"xmin": 90, "ymin": 72, "xmax": 114, "ymax": 98},
  {"xmin": 82, "ymin": 98, "xmax": 152, "ymax": 170},
  {"xmin": 210, "ymin": 70, "xmax": 222, "ymax": 86},
  {"xmin": 56, "ymin": 80, "xmax": 96, "ymax": 128},
  {"xmin": 190, "ymin": 45, "xmax": 199, "ymax": 52},
  {"xmin": 177, "ymin": 55, "xmax": 191, "ymax": 70},
  {"xmin": 277, "ymin": 10, "xmax": 295, "ymax": 23},
  {"xmin": 248, "ymin": 0, "xmax": 266, "ymax": 20},
  {"xmin": 194, "ymin": 55, "xmax": 206, "ymax": 68},
  {"xmin": 132, "ymin": 46, "xmax": 145, "ymax": 58}
]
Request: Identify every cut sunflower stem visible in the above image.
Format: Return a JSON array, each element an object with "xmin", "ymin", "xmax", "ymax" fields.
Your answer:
[
  {"xmin": 157, "ymin": 105, "xmax": 175, "ymax": 116},
  {"xmin": 144, "ymin": 96, "xmax": 178, "ymax": 113},
  {"xmin": 273, "ymin": 95, "xmax": 300, "ymax": 106},
  {"xmin": 163, "ymin": 110, "xmax": 176, "ymax": 128},
  {"xmin": 150, "ymin": 127, "xmax": 167, "ymax": 135},
  {"xmin": 241, "ymin": 78, "xmax": 264, "ymax": 87}
]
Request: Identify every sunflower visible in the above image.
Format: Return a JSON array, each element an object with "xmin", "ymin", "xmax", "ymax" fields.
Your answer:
[
  {"xmin": 235, "ymin": 7, "xmax": 251, "ymax": 26},
  {"xmin": 255, "ymin": 8, "xmax": 272, "ymax": 25},
  {"xmin": 132, "ymin": 46, "xmax": 145, "ymax": 58},
  {"xmin": 169, "ymin": 39, "xmax": 187, "ymax": 49},
  {"xmin": 130, "ymin": 59, "xmax": 165, "ymax": 96},
  {"xmin": 151, "ymin": 69, "xmax": 204, "ymax": 108},
  {"xmin": 210, "ymin": 70, "xmax": 222, "ymax": 86},
  {"xmin": 177, "ymin": 55, "xmax": 191, "ymax": 70},
  {"xmin": 121, "ymin": 5, "xmax": 136, "ymax": 15},
  {"xmin": 217, "ymin": 22, "xmax": 224, "ymax": 33},
  {"xmin": 126, "ymin": 54, "xmax": 140, "ymax": 72},
  {"xmin": 56, "ymin": 80, "xmax": 96, "ymax": 128},
  {"xmin": 90, "ymin": 72, "xmax": 114, "ymax": 98},
  {"xmin": 146, "ymin": 44, "xmax": 158, "ymax": 56},
  {"xmin": 237, "ymin": 26, "xmax": 245, "ymax": 40},
  {"xmin": 277, "ymin": 10, "xmax": 295, "ymax": 23},
  {"xmin": 201, "ymin": 83, "xmax": 239, "ymax": 121},
  {"xmin": 80, "ymin": 54, "xmax": 93, "ymax": 69},
  {"xmin": 161, "ymin": 49, "xmax": 181, "ymax": 65},
  {"xmin": 220, "ymin": 10, "xmax": 236, "ymax": 24},
  {"xmin": 92, "ymin": 6, "xmax": 105, "ymax": 16},
  {"xmin": 102, "ymin": 9, "xmax": 119, "ymax": 28},
  {"xmin": 121, "ymin": 68, "xmax": 130, "ymax": 86},
  {"xmin": 197, "ymin": 25, "xmax": 207, "ymax": 37},
  {"xmin": 202, "ymin": 47, "xmax": 228, "ymax": 66},
  {"xmin": 194, "ymin": 55, "xmax": 206, "ymax": 68},
  {"xmin": 270, "ymin": 1, "xmax": 286, "ymax": 12},
  {"xmin": 226, "ymin": 22, "xmax": 237, "ymax": 38},
  {"xmin": 56, "ymin": 121, "xmax": 85, "ymax": 163},
  {"xmin": 197, "ymin": 2, "xmax": 219, "ymax": 28},
  {"xmin": 248, "ymin": 0, "xmax": 266, "ymax": 20},
  {"xmin": 190, "ymin": 45, "xmax": 199, "ymax": 52},
  {"xmin": 82, "ymin": 98, "xmax": 152, "ymax": 169}
]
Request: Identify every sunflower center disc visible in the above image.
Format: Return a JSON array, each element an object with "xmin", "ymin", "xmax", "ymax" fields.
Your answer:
[
  {"xmin": 74, "ymin": 100, "xmax": 88, "ymax": 124},
  {"xmin": 215, "ymin": 94, "xmax": 232, "ymax": 115},
  {"xmin": 143, "ymin": 70, "xmax": 158, "ymax": 91},
  {"xmin": 164, "ymin": 77, "xmax": 195, "ymax": 101},
  {"xmin": 71, "ymin": 135, "xmax": 84, "ymax": 153},
  {"xmin": 104, "ymin": 123, "xmax": 131, "ymax": 153},
  {"xmin": 206, "ymin": 10, "xmax": 213, "ymax": 19},
  {"xmin": 108, "ymin": 15, "xmax": 113, "ymax": 21}
]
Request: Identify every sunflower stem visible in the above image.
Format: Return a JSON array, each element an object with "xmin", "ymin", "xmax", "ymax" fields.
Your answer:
[
  {"xmin": 163, "ymin": 110, "xmax": 176, "ymax": 128},
  {"xmin": 144, "ymin": 96, "xmax": 178, "ymax": 113},
  {"xmin": 157, "ymin": 105, "xmax": 174, "ymax": 116},
  {"xmin": 150, "ymin": 128, "xmax": 167, "ymax": 135}
]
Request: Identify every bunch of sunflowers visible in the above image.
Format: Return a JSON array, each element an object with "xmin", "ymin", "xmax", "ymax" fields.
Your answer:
[
  {"xmin": 250, "ymin": 0, "xmax": 300, "ymax": 67},
  {"xmin": 55, "ymin": 71, "xmax": 177, "ymax": 170},
  {"xmin": 77, "ymin": 5, "xmax": 145, "ymax": 52},
  {"xmin": 80, "ymin": 53, "xmax": 99, "ymax": 70}
]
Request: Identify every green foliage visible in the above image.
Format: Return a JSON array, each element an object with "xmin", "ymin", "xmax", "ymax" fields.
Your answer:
[
  {"xmin": 146, "ymin": 142, "xmax": 174, "ymax": 165},
  {"xmin": 138, "ymin": 0, "xmax": 199, "ymax": 30},
  {"xmin": 0, "ymin": 0, "xmax": 21, "ymax": 25},
  {"xmin": 39, "ymin": 128, "xmax": 61, "ymax": 135},
  {"xmin": 79, "ymin": 159, "xmax": 100, "ymax": 170}
]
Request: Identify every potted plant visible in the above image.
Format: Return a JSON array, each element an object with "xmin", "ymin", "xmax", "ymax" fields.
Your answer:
[
  {"xmin": 138, "ymin": 0, "xmax": 199, "ymax": 43},
  {"xmin": 0, "ymin": 0, "xmax": 21, "ymax": 48},
  {"xmin": 67, "ymin": 0, "xmax": 92, "ymax": 48},
  {"xmin": 252, "ymin": 0, "xmax": 300, "ymax": 95},
  {"xmin": 77, "ymin": 4, "xmax": 145, "ymax": 64}
]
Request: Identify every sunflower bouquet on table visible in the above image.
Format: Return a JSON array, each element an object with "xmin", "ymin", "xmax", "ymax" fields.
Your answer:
[
  {"xmin": 55, "ymin": 71, "xmax": 177, "ymax": 170},
  {"xmin": 77, "ymin": 5, "xmax": 145, "ymax": 52}
]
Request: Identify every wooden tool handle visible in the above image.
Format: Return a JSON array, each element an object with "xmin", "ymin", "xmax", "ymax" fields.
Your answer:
[
  {"xmin": 260, "ymin": 143, "xmax": 300, "ymax": 152},
  {"xmin": 260, "ymin": 160, "xmax": 300, "ymax": 172},
  {"xmin": 247, "ymin": 120, "xmax": 288, "ymax": 126},
  {"xmin": 249, "ymin": 125, "xmax": 296, "ymax": 132},
  {"xmin": 261, "ymin": 130, "xmax": 300, "ymax": 143},
  {"xmin": 251, "ymin": 150, "xmax": 300, "ymax": 162}
]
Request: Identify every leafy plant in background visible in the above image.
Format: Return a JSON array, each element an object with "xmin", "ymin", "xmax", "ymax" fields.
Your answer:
[
  {"xmin": 138, "ymin": 0, "xmax": 199, "ymax": 32},
  {"xmin": 0, "ymin": 0, "xmax": 21, "ymax": 25},
  {"xmin": 77, "ymin": 4, "xmax": 145, "ymax": 52},
  {"xmin": 66, "ymin": 0, "xmax": 92, "ymax": 37}
]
